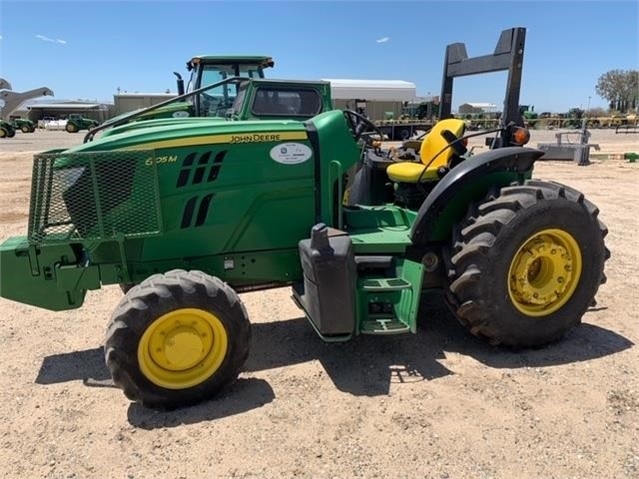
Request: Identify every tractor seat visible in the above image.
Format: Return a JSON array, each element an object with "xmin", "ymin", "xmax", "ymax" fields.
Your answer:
[{"xmin": 386, "ymin": 118, "xmax": 466, "ymax": 182}]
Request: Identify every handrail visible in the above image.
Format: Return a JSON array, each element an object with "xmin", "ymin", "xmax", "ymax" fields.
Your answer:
[{"xmin": 329, "ymin": 160, "xmax": 343, "ymax": 230}]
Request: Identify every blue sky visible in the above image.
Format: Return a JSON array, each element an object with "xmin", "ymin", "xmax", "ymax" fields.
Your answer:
[{"xmin": 0, "ymin": 0, "xmax": 637, "ymax": 112}]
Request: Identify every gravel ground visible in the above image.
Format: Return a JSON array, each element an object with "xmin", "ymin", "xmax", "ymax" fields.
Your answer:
[{"xmin": 0, "ymin": 130, "xmax": 638, "ymax": 479}]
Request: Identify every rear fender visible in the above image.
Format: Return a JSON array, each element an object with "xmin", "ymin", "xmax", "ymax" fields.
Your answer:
[{"xmin": 410, "ymin": 147, "xmax": 545, "ymax": 244}]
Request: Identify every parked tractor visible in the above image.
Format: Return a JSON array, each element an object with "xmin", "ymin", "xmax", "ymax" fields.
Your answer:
[
  {"xmin": 11, "ymin": 118, "xmax": 35, "ymax": 133},
  {"xmin": 0, "ymin": 120, "xmax": 16, "ymax": 138},
  {"xmin": 181, "ymin": 55, "xmax": 273, "ymax": 93},
  {"xmin": 0, "ymin": 28, "xmax": 609, "ymax": 410},
  {"xmin": 65, "ymin": 114, "xmax": 99, "ymax": 133},
  {"xmin": 99, "ymin": 56, "xmax": 275, "ymax": 131}
]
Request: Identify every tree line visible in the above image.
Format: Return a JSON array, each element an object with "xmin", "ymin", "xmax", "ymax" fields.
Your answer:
[{"xmin": 596, "ymin": 69, "xmax": 638, "ymax": 113}]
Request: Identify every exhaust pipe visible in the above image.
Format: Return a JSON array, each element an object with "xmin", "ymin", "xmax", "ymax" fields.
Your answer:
[{"xmin": 173, "ymin": 72, "xmax": 184, "ymax": 96}]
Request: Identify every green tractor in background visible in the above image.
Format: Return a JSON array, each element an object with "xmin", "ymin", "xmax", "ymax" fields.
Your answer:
[
  {"xmin": 10, "ymin": 118, "xmax": 36, "ymax": 133},
  {"xmin": 0, "ymin": 119, "xmax": 16, "ymax": 138},
  {"xmin": 0, "ymin": 28, "xmax": 609, "ymax": 410},
  {"xmin": 99, "ymin": 55, "xmax": 275, "ymax": 130},
  {"xmin": 519, "ymin": 105, "xmax": 538, "ymax": 128},
  {"xmin": 65, "ymin": 113, "xmax": 100, "ymax": 133}
]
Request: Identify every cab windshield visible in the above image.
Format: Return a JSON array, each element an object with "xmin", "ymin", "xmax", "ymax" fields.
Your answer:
[{"xmin": 188, "ymin": 64, "xmax": 264, "ymax": 117}]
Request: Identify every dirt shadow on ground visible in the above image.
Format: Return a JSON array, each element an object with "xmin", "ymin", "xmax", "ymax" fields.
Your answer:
[
  {"xmin": 126, "ymin": 378, "xmax": 275, "ymax": 430},
  {"xmin": 34, "ymin": 293, "xmax": 633, "ymax": 426},
  {"xmin": 36, "ymin": 347, "xmax": 111, "ymax": 385},
  {"xmin": 35, "ymin": 348, "xmax": 276, "ymax": 429},
  {"xmin": 245, "ymin": 292, "xmax": 634, "ymax": 396}
]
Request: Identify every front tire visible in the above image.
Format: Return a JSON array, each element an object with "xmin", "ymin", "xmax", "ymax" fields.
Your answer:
[
  {"xmin": 105, "ymin": 269, "xmax": 251, "ymax": 409},
  {"xmin": 445, "ymin": 180, "xmax": 609, "ymax": 348}
]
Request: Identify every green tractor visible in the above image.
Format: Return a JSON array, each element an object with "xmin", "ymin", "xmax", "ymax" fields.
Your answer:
[
  {"xmin": 0, "ymin": 28, "xmax": 609, "ymax": 410},
  {"xmin": 65, "ymin": 113, "xmax": 99, "ymax": 133},
  {"xmin": 0, "ymin": 119, "xmax": 16, "ymax": 138},
  {"xmin": 100, "ymin": 55, "xmax": 275, "ymax": 130},
  {"xmin": 87, "ymin": 77, "xmax": 332, "ymax": 143},
  {"xmin": 10, "ymin": 118, "xmax": 36, "ymax": 133},
  {"xmin": 519, "ymin": 105, "xmax": 538, "ymax": 128},
  {"xmin": 182, "ymin": 55, "xmax": 273, "ymax": 92}
]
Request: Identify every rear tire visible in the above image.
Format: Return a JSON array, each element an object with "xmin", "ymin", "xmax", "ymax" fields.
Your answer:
[
  {"xmin": 105, "ymin": 269, "xmax": 251, "ymax": 409},
  {"xmin": 444, "ymin": 180, "xmax": 609, "ymax": 348},
  {"xmin": 0, "ymin": 128, "xmax": 6, "ymax": 138},
  {"xmin": 20, "ymin": 125, "xmax": 30, "ymax": 133},
  {"xmin": 399, "ymin": 127, "xmax": 411, "ymax": 141}
]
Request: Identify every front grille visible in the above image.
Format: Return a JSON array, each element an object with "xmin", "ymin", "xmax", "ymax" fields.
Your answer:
[{"xmin": 28, "ymin": 150, "xmax": 163, "ymax": 244}]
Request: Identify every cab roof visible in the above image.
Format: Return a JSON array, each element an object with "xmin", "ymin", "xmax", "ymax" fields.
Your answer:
[{"xmin": 187, "ymin": 55, "xmax": 274, "ymax": 70}]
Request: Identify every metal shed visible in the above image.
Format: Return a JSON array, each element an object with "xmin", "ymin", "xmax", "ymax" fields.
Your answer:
[{"xmin": 323, "ymin": 79, "xmax": 417, "ymax": 120}]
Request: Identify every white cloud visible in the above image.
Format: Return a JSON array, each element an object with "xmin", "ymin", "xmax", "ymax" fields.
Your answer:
[
  {"xmin": 36, "ymin": 34, "xmax": 67, "ymax": 44},
  {"xmin": 376, "ymin": 36, "xmax": 390, "ymax": 43}
]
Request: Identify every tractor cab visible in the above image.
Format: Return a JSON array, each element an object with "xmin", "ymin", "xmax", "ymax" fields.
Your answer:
[
  {"xmin": 181, "ymin": 55, "xmax": 274, "ymax": 114},
  {"xmin": 185, "ymin": 55, "xmax": 274, "ymax": 91},
  {"xmin": 92, "ymin": 56, "xmax": 275, "ymax": 134}
]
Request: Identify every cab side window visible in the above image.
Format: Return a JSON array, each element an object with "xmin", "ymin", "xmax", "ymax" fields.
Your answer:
[{"xmin": 251, "ymin": 88, "xmax": 322, "ymax": 118}]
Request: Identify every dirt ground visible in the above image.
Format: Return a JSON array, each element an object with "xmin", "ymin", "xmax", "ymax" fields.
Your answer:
[{"xmin": 0, "ymin": 130, "xmax": 638, "ymax": 479}]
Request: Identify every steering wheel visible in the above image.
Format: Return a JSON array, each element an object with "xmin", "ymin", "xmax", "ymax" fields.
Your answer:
[
  {"xmin": 343, "ymin": 109, "xmax": 386, "ymax": 146},
  {"xmin": 198, "ymin": 92, "xmax": 234, "ymax": 117},
  {"xmin": 198, "ymin": 92, "xmax": 216, "ymax": 115}
]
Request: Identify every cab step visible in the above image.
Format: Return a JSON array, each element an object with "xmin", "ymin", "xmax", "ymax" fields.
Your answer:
[
  {"xmin": 360, "ymin": 317, "xmax": 411, "ymax": 335},
  {"xmin": 361, "ymin": 277, "xmax": 412, "ymax": 292}
]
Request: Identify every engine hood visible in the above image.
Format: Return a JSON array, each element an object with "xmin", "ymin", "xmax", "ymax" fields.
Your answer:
[{"xmin": 65, "ymin": 117, "xmax": 310, "ymax": 155}]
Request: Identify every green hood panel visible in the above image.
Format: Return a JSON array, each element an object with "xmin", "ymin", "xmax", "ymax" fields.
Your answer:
[
  {"xmin": 69, "ymin": 117, "xmax": 311, "ymax": 153},
  {"xmin": 100, "ymin": 116, "xmax": 228, "ymax": 139}
]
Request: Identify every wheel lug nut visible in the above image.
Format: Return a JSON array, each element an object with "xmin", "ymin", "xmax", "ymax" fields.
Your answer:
[{"xmin": 558, "ymin": 277, "xmax": 564, "ymax": 283}]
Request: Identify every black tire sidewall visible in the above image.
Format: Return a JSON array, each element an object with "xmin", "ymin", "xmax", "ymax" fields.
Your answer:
[{"xmin": 106, "ymin": 275, "xmax": 250, "ymax": 408}]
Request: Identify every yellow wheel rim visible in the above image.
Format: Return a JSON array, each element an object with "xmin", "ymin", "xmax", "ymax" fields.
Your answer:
[
  {"xmin": 508, "ymin": 229, "xmax": 582, "ymax": 317},
  {"xmin": 138, "ymin": 308, "xmax": 228, "ymax": 390}
]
